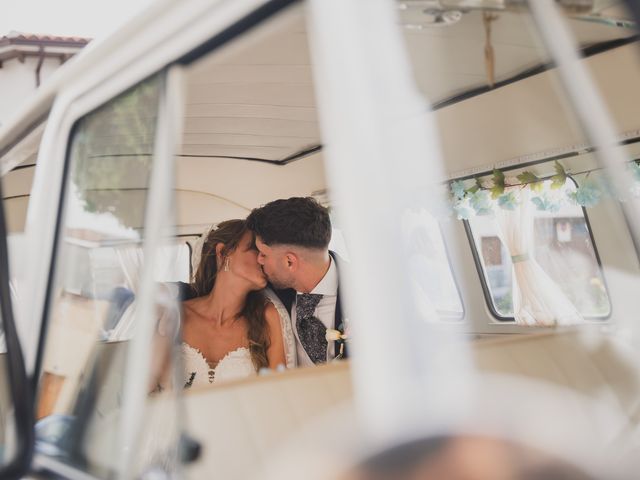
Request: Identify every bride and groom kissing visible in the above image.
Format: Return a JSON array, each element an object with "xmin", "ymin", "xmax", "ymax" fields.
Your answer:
[{"xmin": 177, "ymin": 197, "xmax": 347, "ymax": 388}]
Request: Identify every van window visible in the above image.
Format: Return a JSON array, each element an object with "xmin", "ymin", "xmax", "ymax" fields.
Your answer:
[
  {"xmin": 391, "ymin": 3, "xmax": 638, "ymax": 328},
  {"xmin": 175, "ymin": 4, "xmax": 328, "ymax": 381},
  {"xmin": 35, "ymin": 73, "xmax": 182, "ymax": 476},
  {"xmin": 403, "ymin": 210, "xmax": 464, "ymax": 320},
  {"xmin": 466, "ymin": 176, "xmax": 610, "ymax": 322}
]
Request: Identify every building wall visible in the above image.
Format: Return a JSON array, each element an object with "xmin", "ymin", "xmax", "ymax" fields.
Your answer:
[{"xmin": 0, "ymin": 56, "xmax": 65, "ymax": 127}]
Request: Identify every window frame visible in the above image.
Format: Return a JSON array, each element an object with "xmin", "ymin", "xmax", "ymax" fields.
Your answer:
[
  {"xmin": 461, "ymin": 162, "xmax": 612, "ymax": 323},
  {"xmin": 0, "ymin": 167, "xmax": 34, "ymax": 480},
  {"xmin": 32, "ymin": 71, "xmax": 168, "ymax": 479},
  {"xmin": 25, "ymin": 1, "xmax": 302, "ymax": 478},
  {"xmin": 31, "ymin": 0, "xmax": 303, "ymax": 382}
]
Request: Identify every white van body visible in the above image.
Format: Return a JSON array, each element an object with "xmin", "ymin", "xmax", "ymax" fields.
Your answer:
[{"xmin": 1, "ymin": 0, "xmax": 640, "ymax": 478}]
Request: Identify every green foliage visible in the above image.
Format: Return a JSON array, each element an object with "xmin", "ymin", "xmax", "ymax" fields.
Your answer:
[
  {"xmin": 516, "ymin": 171, "xmax": 543, "ymax": 192},
  {"xmin": 550, "ymin": 161, "xmax": 567, "ymax": 189},
  {"xmin": 490, "ymin": 169, "xmax": 505, "ymax": 199},
  {"xmin": 446, "ymin": 159, "xmax": 640, "ymax": 220}
]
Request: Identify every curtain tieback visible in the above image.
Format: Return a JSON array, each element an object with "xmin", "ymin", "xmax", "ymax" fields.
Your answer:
[{"xmin": 511, "ymin": 253, "xmax": 530, "ymax": 263}]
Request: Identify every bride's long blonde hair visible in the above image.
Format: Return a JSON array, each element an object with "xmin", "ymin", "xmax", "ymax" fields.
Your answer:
[{"xmin": 191, "ymin": 219, "xmax": 269, "ymax": 370}]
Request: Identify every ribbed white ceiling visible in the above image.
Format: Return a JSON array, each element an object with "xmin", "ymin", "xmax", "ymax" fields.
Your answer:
[
  {"xmin": 182, "ymin": 8, "xmax": 318, "ymax": 162},
  {"xmin": 180, "ymin": 3, "xmax": 635, "ymax": 163},
  {"xmin": 2, "ymin": 2, "xmax": 637, "ymax": 233}
]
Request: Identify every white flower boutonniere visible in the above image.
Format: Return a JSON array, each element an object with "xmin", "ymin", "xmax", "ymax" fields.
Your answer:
[
  {"xmin": 325, "ymin": 329, "xmax": 348, "ymax": 342},
  {"xmin": 326, "ymin": 326, "xmax": 350, "ymax": 361}
]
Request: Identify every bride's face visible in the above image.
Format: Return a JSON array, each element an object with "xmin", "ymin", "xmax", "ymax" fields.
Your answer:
[{"xmin": 227, "ymin": 231, "xmax": 267, "ymax": 290}]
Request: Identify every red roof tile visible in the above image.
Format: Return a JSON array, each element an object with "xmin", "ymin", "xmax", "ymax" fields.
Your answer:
[{"xmin": 1, "ymin": 31, "xmax": 91, "ymax": 46}]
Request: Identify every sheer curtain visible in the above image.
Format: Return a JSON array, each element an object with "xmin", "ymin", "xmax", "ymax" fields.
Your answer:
[
  {"xmin": 116, "ymin": 246, "xmax": 145, "ymax": 293},
  {"xmin": 107, "ymin": 245, "xmax": 188, "ymax": 340},
  {"xmin": 104, "ymin": 247, "xmax": 144, "ymax": 340},
  {"xmin": 494, "ymin": 188, "xmax": 583, "ymax": 326}
]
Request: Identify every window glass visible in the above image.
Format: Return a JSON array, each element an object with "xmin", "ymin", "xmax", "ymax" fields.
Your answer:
[
  {"xmin": 175, "ymin": 3, "xmax": 335, "ymax": 391},
  {"xmin": 35, "ymin": 74, "xmax": 182, "ymax": 477},
  {"xmin": 330, "ymin": 201, "xmax": 463, "ymax": 321},
  {"xmin": 329, "ymin": 227, "xmax": 350, "ymax": 262},
  {"xmin": 467, "ymin": 177, "xmax": 610, "ymax": 320},
  {"xmin": 402, "ymin": 209, "xmax": 464, "ymax": 320},
  {"xmin": 329, "ymin": 207, "xmax": 464, "ymax": 322}
]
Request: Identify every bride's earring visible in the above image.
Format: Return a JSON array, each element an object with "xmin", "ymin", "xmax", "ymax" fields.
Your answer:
[{"xmin": 224, "ymin": 257, "xmax": 230, "ymax": 272}]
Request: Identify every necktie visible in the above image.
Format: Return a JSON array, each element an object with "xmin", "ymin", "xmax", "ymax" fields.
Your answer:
[{"xmin": 295, "ymin": 293, "xmax": 327, "ymax": 365}]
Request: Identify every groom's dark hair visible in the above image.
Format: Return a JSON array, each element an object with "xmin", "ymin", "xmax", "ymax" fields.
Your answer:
[{"xmin": 247, "ymin": 197, "xmax": 331, "ymax": 249}]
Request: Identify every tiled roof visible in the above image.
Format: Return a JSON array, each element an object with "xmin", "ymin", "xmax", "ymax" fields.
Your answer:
[{"xmin": 0, "ymin": 31, "xmax": 91, "ymax": 47}]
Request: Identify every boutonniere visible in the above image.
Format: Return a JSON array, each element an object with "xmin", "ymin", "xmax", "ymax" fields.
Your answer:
[
  {"xmin": 325, "ymin": 329, "xmax": 348, "ymax": 342},
  {"xmin": 327, "ymin": 319, "xmax": 350, "ymax": 360}
]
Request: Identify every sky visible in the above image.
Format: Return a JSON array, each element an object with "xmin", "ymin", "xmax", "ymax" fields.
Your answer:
[{"xmin": 1, "ymin": 0, "xmax": 157, "ymax": 39}]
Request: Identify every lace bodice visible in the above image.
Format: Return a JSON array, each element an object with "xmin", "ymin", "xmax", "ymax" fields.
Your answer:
[
  {"xmin": 181, "ymin": 343, "xmax": 256, "ymax": 388},
  {"xmin": 179, "ymin": 291, "xmax": 296, "ymax": 388}
]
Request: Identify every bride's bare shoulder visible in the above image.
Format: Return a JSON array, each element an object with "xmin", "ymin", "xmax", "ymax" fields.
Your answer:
[{"xmin": 181, "ymin": 297, "xmax": 205, "ymax": 323}]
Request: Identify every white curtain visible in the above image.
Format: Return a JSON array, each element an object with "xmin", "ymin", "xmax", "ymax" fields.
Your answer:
[
  {"xmin": 495, "ymin": 188, "xmax": 583, "ymax": 326},
  {"xmin": 116, "ymin": 246, "xmax": 145, "ymax": 293},
  {"xmin": 114, "ymin": 245, "xmax": 190, "ymax": 293},
  {"xmin": 108, "ymin": 245, "xmax": 188, "ymax": 341}
]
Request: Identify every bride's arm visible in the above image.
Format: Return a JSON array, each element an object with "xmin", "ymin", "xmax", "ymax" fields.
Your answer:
[{"xmin": 265, "ymin": 303, "xmax": 286, "ymax": 369}]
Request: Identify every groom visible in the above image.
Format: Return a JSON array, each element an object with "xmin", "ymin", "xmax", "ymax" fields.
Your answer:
[{"xmin": 246, "ymin": 197, "xmax": 347, "ymax": 367}]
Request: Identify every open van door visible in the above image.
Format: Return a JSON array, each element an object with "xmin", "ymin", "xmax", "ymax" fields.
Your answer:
[{"xmin": 0, "ymin": 168, "xmax": 34, "ymax": 476}]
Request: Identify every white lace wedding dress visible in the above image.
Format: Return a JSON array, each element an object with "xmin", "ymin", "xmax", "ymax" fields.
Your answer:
[
  {"xmin": 179, "ymin": 290, "xmax": 296, "ymax": 388},
  {"xmin": 181, "ymin": 344, "xmax": 256, "ymax": 387}
]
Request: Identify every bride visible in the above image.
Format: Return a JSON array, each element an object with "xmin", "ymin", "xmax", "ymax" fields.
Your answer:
[{"xmin": 180, "ymin": 219, "xmax": 287, "ymax": 388}]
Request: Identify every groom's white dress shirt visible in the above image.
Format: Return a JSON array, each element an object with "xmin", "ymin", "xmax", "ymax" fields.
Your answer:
[{"xmin": 292, "ymin": 257, "xmax": 338, "ymax": 367}]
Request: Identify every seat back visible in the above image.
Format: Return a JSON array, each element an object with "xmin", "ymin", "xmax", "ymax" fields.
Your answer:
[
  {"xmin": 183, "ymin": 363, "xmax": 352, "ymax": 479},
  {"xmin": 181, "ymin": 330, "xmax": 640, "ymax": 479}
]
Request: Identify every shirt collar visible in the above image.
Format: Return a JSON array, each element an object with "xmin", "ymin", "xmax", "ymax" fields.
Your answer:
[{"xmin": 299, "ymin": 256, "xmax": 338, "ymax": 296}]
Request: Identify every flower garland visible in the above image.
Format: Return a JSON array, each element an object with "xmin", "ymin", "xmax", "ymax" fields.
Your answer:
[{"xmin": 449, "ymin": 160, "xmax": 640, "ymax": 220}]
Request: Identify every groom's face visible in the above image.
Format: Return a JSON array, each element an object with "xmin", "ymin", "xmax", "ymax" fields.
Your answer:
[{"xmin": 255, "ymin": 237, "xmax": 296, "ymax": 290}]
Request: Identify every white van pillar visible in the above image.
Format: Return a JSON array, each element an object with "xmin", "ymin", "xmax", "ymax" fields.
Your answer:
[{"xmin": 307, "ymin": 0, "xmax": 475, "ymax": 448}]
